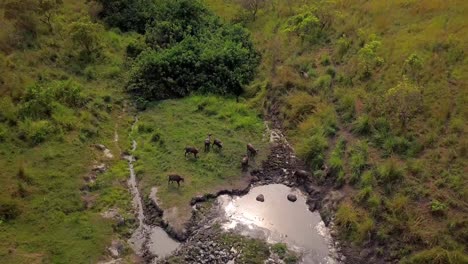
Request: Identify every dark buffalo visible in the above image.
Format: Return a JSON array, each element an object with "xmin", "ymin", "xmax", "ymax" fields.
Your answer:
[
  {"xmin": 213, "ymin": 139, "xmax": 223, "ymax": 150},
  {"xmin": 185, "ymin": 146, "xmax": 199, "ymax": 158},
  {"xmin": 168, "ymin": 174, "xmax": 185, "ymax": 187},
  {"xmin": 247, "ymin": 143, "xmax": 258, "ymax": 157},
  {"xmin": 241, "ymin": 155, "xmax": 249, "ymax": 171},
  {"xmin": 204, "ymin": 134, "xmax": 212, "ymax": 152},
  {"xmin": 294, "ymin": 170, "xmax": 310, "ymax": 182}
]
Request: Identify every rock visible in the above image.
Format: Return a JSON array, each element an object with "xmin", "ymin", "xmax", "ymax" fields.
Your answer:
[
  {"xmin": 93, "ymin": 163, "xmax": 107, "ymax": 173},
  {"xmin": 287, "ymin": 194, "xmax": 297, "ymax": 202},
  {"xmin": 107, "ymin": 240, "xmax": 124, "ymax": 258},
  {"xmin": 256, "ymin": 194, "xmax": 265, "ymax": 202},
  {"xmin": 95, "ymin": 144, "xmax": 107, "ymax": 151},
  {"xmin": 103, "ymin": 149, "xmax": 114, "ymax": 159}
]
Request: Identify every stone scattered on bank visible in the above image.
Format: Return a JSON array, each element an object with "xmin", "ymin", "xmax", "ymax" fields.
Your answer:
[
  {"xmin": 256, "ymin": 194, "xmax": 265, "ymax": 202},
  {"xmin": 287, "ymin": 194, "xmax": 297, "ymax": 202}
]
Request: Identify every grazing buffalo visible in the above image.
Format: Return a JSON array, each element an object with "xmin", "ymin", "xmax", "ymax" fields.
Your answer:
[
  {"xmin": 247, "ymin": 143, "xmax": 258, "ymax": 157},
  {"xmin": 241, "ymin": 155, "xmax": 249, "ymax": 171},
  {"xmin": 185, "ymin": 146, "xmax": 199, "ymax": 158},
  {"xmin": 168, "ymin": 174, "xmax": 185, "ymax": 187},
  {"xmin": 294, "ymin": 170, "xmax": 310, "ymax": 182},
  {"xmin": 204, "ymin": 134, "xmax": 212, "ymax": 152},
  {"xmin": 213, "ymin": 139, "xmax": 223, "ymax": 150}
]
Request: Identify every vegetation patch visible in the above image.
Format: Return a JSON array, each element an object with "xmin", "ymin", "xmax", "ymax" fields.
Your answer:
[{"xmin": 133, "ymin": 96, "xmax": 268, "ymax": 229}]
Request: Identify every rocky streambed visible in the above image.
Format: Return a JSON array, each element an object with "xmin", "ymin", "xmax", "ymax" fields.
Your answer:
[{"xmin": 118, "ymin": 117, "xmax": 353, "ymax": 264}]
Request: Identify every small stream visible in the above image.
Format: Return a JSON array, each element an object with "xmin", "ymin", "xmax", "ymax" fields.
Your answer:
[
  {"xmin": 218, "ymin": 184, "xmax": 340, "ymax": 264},
  {"xmin": 125, "ymin": 118, "xmax": 179, "ymax": 261}
]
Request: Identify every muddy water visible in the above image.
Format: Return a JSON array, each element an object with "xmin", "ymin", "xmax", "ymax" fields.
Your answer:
[
  {"xmin": 218, "ymin": 184, "xmax": 339, "ymax": 264},
  {"xmin": 125, "ymin": 119, "xmax": 179, "ymax": 260}
]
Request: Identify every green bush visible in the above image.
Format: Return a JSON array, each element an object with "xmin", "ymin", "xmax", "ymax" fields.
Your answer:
[
  {"xmin": 377, "ymin": 159, "xmax": 404, "ymax": 187},
  {"xmin": 401, "ymin": 247, "xmax": 468, "ymax": 264},
  {"xmin": 128, "ymin": 26, "xmax": 260, "ymax": 100},
  {"xmin": 352, "ymin": 114, "xmax": 372, "ymax": 135},
  {"xmin": 18, "ymin": 119, "xmax": 56, "ymax": 145},
  {"xmin": 126, "ymin": 0, "xmax": 260, "ymax": 101},
  {"xmin": 430, "ymin": 200, "xmax": 447, "ymax": 215},
  {"xmin": 95, "ymin": 0, "xmax": 155, "ymax": 33},
  {"xmin": 349, "ymin": 141, "xmax": 368, "ymax": 184},
  {"xmin": 0, "ymin": 124, "xmax": 7, "ymax": 142},
  {"xmin": 313, "ymin": 74, "xmax": 332, "ymax": 89},
  {"xmin": 297, "ymin": 129, "xmax": 328, "ymax": 170},
  {"xmin": 0, "ymin": 199, "xmax": 21, "ymax": 221}
]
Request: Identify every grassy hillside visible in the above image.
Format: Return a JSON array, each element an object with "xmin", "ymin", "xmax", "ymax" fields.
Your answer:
[
  {"xmin": 133, "ymin": 96, "xmax": 268, "ymax": 231},
  {"xmin": 0, "ymin": 0, "xmax": 137, "ymax": 262},
  {"xmin": 205, "ymin": 0, "xmax": 467, "ymax": 262}
]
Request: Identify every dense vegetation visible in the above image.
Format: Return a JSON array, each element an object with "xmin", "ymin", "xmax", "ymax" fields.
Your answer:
[
  {"xmin": 0, "ymin": 0, "xmax": 262, "ymax": 262},
  {"xmin": 1, "ymin": 0, "xmax": 466, "ymax": 263},
  {"xmin": 206, "ymin": 0, "xmax": 467, "ymax": 262},
  {"xmin": 95, "ymin": 0, "xmax": 260, "ymax": 102},
  {"xmin": 0, "ymin": 0, "xmax": 138, "ymax": 262}
]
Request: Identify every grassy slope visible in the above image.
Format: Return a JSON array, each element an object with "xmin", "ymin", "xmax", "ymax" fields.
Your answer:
[
  {"xmin": 205, "ymin": 0, "xmax": 467, "ymax": 262},
  {"xmin": 134, "ymin": 96, "xmax": 268, "ymax": 230},
  {"xmin": 0, "ymin": 0, "xmax": 137, "ymax": 263}
]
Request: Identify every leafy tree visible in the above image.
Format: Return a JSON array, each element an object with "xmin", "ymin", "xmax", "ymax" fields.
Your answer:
[
  {"xmin": 128, "ymin": 24, "xmax": 260, "ymax": 100},
  {"xmin": 358, "ymin": 39, "xmax": 383, "ymax": 76},
  {"xmin": 236, "ymin": 0, "xmax": 267, "ymax": 21},
  {"xmin": 37, "ymin": 0, "xmax": 63, "ymax": 33},
  {"xmin": 404, "ymin": 53, "xmax": 423, "ymax": 83},
  {"xmin": 67, "ymin": 20, "xmax": 104, "ymax": 61},
  {"xmin": 94, "ymin": 0, "xmax": 155, "ymax": 33},
  {"xmin": 145, "ymin": 0, "xmax": 213, "ymax": 49},
  {"xmin": 384, "ymin": 79, "xmax": 422, "ymax": 130},
  {"xmin": 3, "ymin": 0, "xmax": 39, "ymax": 43},
  {"xmin": 283, "ymin": 6, "xmax": 320, "ymax": 42}
]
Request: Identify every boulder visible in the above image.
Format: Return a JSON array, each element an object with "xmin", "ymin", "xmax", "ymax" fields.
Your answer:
[
  {"xmin": 95, "ymin": 144, "xmax": 107, "ymax": 151},
  {"xmin": 287, "ymin": 194, "xmax": 297, "ymax": 202},
  {"xmin": 108, "ymin": 240, "xmax": 124, "ymax": 258},
  {"xmin": 256, "ymin": 194, "xmax": 265, "ymax": 202},
  {"xmin": 93, "ymin": 163, "xmax": 107, "ymax": 173}
]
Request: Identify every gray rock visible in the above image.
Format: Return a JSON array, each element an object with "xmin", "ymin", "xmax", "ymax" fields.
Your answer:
[
  {"xmin": 107, "ymin": 240, "xmax": 124, "ymax": 258},
  {"xmin": 95, "ymin": 144, "xmax": 107, "ymax": 151},
  {"xmin": 287, "ymin": 194, "xmax": 297, "ymax": 202},
  {"xmin": 256, "ymin": 194, "xmax": 265, "ymax": 202},
  {"xmin": 93, "ymin": 163, "xmax": 107, "ymax": 173}
]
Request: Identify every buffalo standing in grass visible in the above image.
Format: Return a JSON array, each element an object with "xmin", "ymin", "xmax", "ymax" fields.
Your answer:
[
  {"xmin": 204, "ymin": 134, "xmax": 212, "ymax": 152},
  {"xmin": 168, "ymin": 174, "xmax": 185, "ymax": 187},
  {"xmin": 213, "ymin": 139, "xmax": 223, "ymax": 150},
  {"xmin": 185, "ymin": 146, "xmax": 199, "ymax": 159},
  {"xmin": 247, "ymin": 143, "xmax": 258, "ymax": 157}
]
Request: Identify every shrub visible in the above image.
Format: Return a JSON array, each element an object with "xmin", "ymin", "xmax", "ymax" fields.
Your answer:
[
  {"xmin": 128, "ymin": 25, "xmax": 260, "ymax": 100},
  {"xmin": 352, "ymin": 114, "xmax": 372, "ymax": 135},
  {"xmin": 337, "ymin": 36, "xmax": 351, "ymax": 58},
  {"xmin": 0, "ymin": 124, "xmax": 7, "ymax": 142},
  {"xmin": 297, "ymin": 130, "xmax": 328, "ymax": 170},
  {"xmin": 95, "ymin": 0, "xmax": 155, "ymax": 33},
  {"xmin": 383, "ymin": 136, "xmax": 411, "ymax": 156},
  {"xmin": 377, "ymin": 159, "xmax": 404, "ymax": 187},
  {"xmin": 18, "ymin": 119, "xmax": 56, "ymax": 145},
  {"xmin": 349, "ymin": 141, "xmax": 368, "ymax": 184},
  {"xmin": 430, "ymin": 200, "xmax": 447, "ymax": 216},
  {"xmin": 313, "ymin": 74, "xmax": 332, "ymax": 89},
  {"xmin": 402, "ymin": 247, "xmax": 468, "ymax": 264},
  {"xmin": 0, "ymin": 198, "xmax": 21, "ymax": 221}
]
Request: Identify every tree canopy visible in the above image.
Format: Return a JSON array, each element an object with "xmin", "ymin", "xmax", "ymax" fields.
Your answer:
[{"xmin": 126, "ymin": 0, "xmax": 260, "ymax": 101}]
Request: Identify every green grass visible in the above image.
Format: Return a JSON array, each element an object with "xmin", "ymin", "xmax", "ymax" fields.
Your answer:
[
  {"xmin": 133, "ymin": 96, "xmax": 269, "ymax": 229},
  {"xmin": 205, "ymin": 0, "xmax": 468, "ymax": 260}
]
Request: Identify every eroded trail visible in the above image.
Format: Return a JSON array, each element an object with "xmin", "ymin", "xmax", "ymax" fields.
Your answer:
[{"xmin": 124, "ymin": 117, "xmax": 179, "ymax": 262}]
